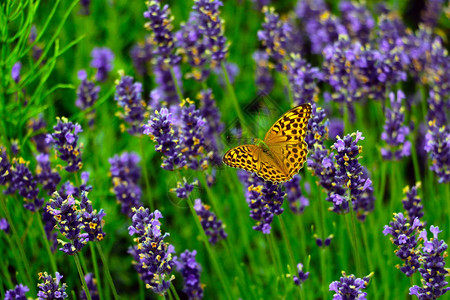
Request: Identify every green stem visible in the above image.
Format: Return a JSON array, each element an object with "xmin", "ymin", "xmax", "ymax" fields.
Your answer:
[
  {"xmin": 139, "ymin": 137, "xmax": 154, "ymax": 211},
  {"xmin": 316, "ymin": 183, "xmax": 327, "ymax": 300},
  {"xmin": 221, "ymin": 62, "xmax": 248, "ymax": 133},
  {"xmin": 319, "ymin": 249, "xmax": 327, "ymax": 300},
  {"xmin": 265, "ymin": 234, "xmax": 282, "ymax": 276},
  {"xmin": 89, "ymin": 243, "xmax": 104, "ymax": 300},
  {"xmin": 96, "ymin": 243, "xmax": 120, "ymax": 299},
  {"xmin": 74, "ymin": 253, "xmax": 93, "ymax": 300},
  {"xmin": 169, "ymin": 67, "xmax": 183, "ymax": 101},
  {"xmin": 348, "ymin": 200, "xmax": 362, "ymax": 277},
  {"xmin": 169, "ymin": 283, "xmax": 180, "ymax": 300},
  {"xmin": 361, "ymin": 223, "xmax": 378, "ymax": 299},
  {"xmin": 36, "ymin": 212, "xmax": 57, "ymax": 274}
]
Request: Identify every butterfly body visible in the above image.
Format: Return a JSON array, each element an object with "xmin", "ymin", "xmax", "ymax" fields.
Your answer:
[{"xmin": 223, "ymin": 104, "xmax": 312, "ymax": 183}]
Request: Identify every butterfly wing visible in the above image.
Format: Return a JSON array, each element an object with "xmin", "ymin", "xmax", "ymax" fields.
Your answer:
[
  {"xmin": 257, "ymin": 150, "xmax": 291, "ymax": 183},
  {"xmin": 223, "ymin": 145, "xmax": 261, "ymax": 174},
  {"xmin": 264, "ymin": 103, "xmax": 311, "ymax": 180},
  {"xmin": 264, "ymin": 104, "xmax": 311, "ymax": 145}
]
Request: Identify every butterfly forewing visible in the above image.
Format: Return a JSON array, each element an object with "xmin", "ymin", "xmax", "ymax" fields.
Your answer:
[
  {"xmin": 264, "ymin": 104, "xmax": 312, "ymax": 145},
  {"xmin": 258, "ymin": 151, "xmax": 291, "ymax": 182},
  {"xmin": 223, "ymin": 145, "xmax": 261, "ymax": 174}
]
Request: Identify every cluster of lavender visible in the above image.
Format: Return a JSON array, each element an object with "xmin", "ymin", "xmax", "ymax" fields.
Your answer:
[
  {"xmin": 90, "ymin": 47, "xmax": 114, "ymax": 82},
  {"xmin": 46, "ymin": 192, "xmax": 106, "ymax": 255},
  {"xmin": 424, "ymin": 120, "xmax": 449, "ymax": 183},
  {"xmin": 0, "ymin": 218, "xmax": 10, "ymax": 233},
  {"xmin": 402, "ymin": 183, "xmax": 424, "ymax": 225},
  {"xmin": 37, "ymin": 272, "xmax": 68, "ymax": 300},
  {"xmin": 381, "ymin": 90, "xmax": 412, "ymax": 160},
  {"xmin": 410, "ymin": 226, "xmax": 450, "ymax": 299},
  {"xmin": 114, "ymin": 73, "xmax": 149, "ymax": 135},
  {"xmin": 58, "ymin": 171, "xmax": 92, "ymax": 198},
  {"xmin": 283, "ymin": 174, "xmax": 310, "ymax": 214},
  {"xmin": 46, "ymin": 117, "xmax": 83, "ymax": 173},
  {"xmin": 128, "ymin": 207, "xmax": 175, "ymax": 295},
  {"xmin": 28, "ymin": 116, "xmax": 49, "ymax": 153},
  {"xmin": 293, "ymin": 263, "xmax": 309, "ymax": 286},
  {"xmin": 330, "ymin": 132, "xmax": 375, "ymax": 221},
  {"xmin": 383, "ymin": 213, "xmax": 422, "ymax": 276},
  {"xmin": 238, "ymin": 171, "xmax": 285, "ymax": 234},
  {"xmin": 29, "ymin": 25, "xmax": 44, "ymax": 62},
  {"xmin": 329, "ymin": 271, "xmax": 373, "ymax": 299},
  {"xmin": 109, "ymin": 152, "xmax": 143, "ymax": 217},
  {"xmin": 174, "ymin": 250, "xmax": 204, "ymax": 299},
  {"xmin": 171, "ymin": 177, "xmax": 197, "ymax": 199},
  {"xmin": 130, "ymin": 37, "xmax": 153, "ymax": 76},
  {"xmin": 194, "ymin": 199, "xmax": 227, "ymax": 244},
  {"xmin": 384, "ymin": 213, "xmax": 450, "ymax": 298},
  {"xmin": 4, "ymin": 284, "xmax": 29, "ymax": 299}
]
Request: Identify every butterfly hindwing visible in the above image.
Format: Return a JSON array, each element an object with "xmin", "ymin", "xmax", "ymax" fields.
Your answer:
[
  {"xmin": 264, "ymin": 104, "xmax": 312, "ymax": 145},
  {"xmin": 258, "ymin": 151, "xmax": 290, "ymax": 183},
  {"xmin": 223, "ymin": 145, "xmax": 260, "ymax": 174}
]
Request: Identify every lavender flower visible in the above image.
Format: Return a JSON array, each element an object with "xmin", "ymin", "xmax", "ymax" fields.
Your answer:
[
  {"xmin": 239, "ymin": 171, "xmax": 285, "ymax": 234},
  {"xmin": 90, "ymin": 47, "xmax": 114, "ymax": 82},
  {"xmin": 28, "ymin": 116, "xmax": 48, "ymax": 153},
  {"xmin": 424, "ymin": 120, "xmax": 449, "ymax": 183},
  {"xmin": 194, "ymin": 199, "xmax": 227, "ymax": 244},
  {"xmin": 329, "ymin": 271, "xmax": 373, "ymax": 300},
  {"xmin": 128, "ymin": 207, "xmax": 175, "ymax": 295},
  {"xmin": 143, "ymin": 107, "xmax": 186, "ymax": 170},
  {"xmin": 46, "ymin": 192, "xmax": 88, "ymax": 255},
  {"xmin": 171, "ymin": 177, "xmax": 198, "ymax": 199},
  {"xmin": 5, "ymin": 158, "xmax": 43, "ymax": 211},
  {"xmin": 130, "ymin": 38, "xmax": 153, "ymax": 76},
  {"xmin": 79, "ymin": 0, "xmax": 91, "ymax": 15},
  {"xmin": 37, "ymin": 272, "xmax": 68, "ymax": 300},
  {"xmin": 114, "ymin": 73, "xmax": 148, "ymax": 135},
  {"xmin": 381, "ymin": 90, "xmax": 411, "ymax": 160},
  {"xmin": 80, "ymin": 273, "xmax": 99, "ymax": 300},
  {"xmin": 46, "ymin": 117, "xmax": 83, "ymax": 172},
  {"xmin": 79, "ymin": 191, "xmax": 106, "ymax": 242},
  {"xmin": 5, "ymin": 284, "xmax": 29, "ymax": 300},
  {"xmin": 76, "ymin": 70, "xmax": 100, "ymax": 111},
  {"xmin": 285, "ymin": 53, "xmax": 320, "ymax": 105},
  {"xmin": 402, "ymin": 183, "xmax": 425, "ymax": 225},
  {"xmin": 328, "ymin": 118, "xmax": 344, "ymax": 140},
  {"xmin": 257, "ymin": 6, "xmax": 291, "ymax": 70},
  {"xmin": 11, "ymin": 62, "xmax": 22, "ymax": 83},
  {"xmin": 339, "ymin": 1, "xmax": 374, "ymax": 44},
  {"xmin": 153, "ymin": 59, "xmax": 183, "ymax": 105},
  {"xmin": 293, "ymin": 263, "xmax": 309, "ymax": 286},
  {"xmin": 0, "ymin": 145, "xmax": 11, "ymax": 185},
  {"xmin": 58, "ymin": 171, "xmax": 92, "ymax": 198},
  {"xmin": 410, "ymin": 226, "xmax": 450, "ymax": 299},
  {"xmin": 383, "ymin": 213, "xmax": 422, "ymax": 276},
  {"xmin": 315, "ymin": 234, "xmax": 333, "ymax": 248},
  {"xmin": 35, "ymin": 153, "xmax": 61, "ymax": 195},
  {"xmin": 11, "ymin": 140, "xmax": 20, "ymax": 155},
  {"xmin": 421, "ymin": 0, "xmax": 444, "ymax": 28},
  {"xmin": 174, "ymin": 250, "xmax": 204, "ymax": 299},
  {"xmin": 252, "ymin": 51, "xmax": 274, "ymax": 94},
  {"xmin": 331, "ymin": 132, "xmax": 374, "ymax": 220},
  {"xmin": 29, "ymin": 25, "xmax": 43, "ymax": 62},
  {"xmin": 109, "ymin": 152, "xmax": 143, "ymax": 217},
  {"xmin": 193, "ymin": 0, "xmax": 228, "ymax": 68},
  {"xmin": 284, "ymin": 174, "xmax": 309, "ymax": 214},
  {"xmin": 42, "ymin": 208, "xmax": 58, "ymax": 252},
  {"xmin": 144, "ymin": 0, "xmax": 180, "ymax": 66},
  {"xmin": 0, "ymin": 218, "xmax": 10, "ymax": 233}
]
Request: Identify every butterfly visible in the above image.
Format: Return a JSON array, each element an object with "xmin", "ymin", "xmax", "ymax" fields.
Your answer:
[{"xmin": 223, "ymin": 104, "xmax": 312, "ymax": 183}]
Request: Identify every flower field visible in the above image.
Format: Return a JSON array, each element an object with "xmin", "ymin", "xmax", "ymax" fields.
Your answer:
[{"xmin": 0, "ymin": 0, "xmax": 449, "ymax": 299}]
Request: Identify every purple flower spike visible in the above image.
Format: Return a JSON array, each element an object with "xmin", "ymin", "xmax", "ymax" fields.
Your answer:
[
  {"xmin": 28, "ymin": 116, "xmax": 48, "ymax": 153},
  {"xmin": 194, "ymin": 199, "xmax": 227, "ymax": 244},
  {"xmin": 130, "ymin": 39, "xmax": 153, "ymax": 76},
  {"xmin": 76, "ymin": 69, "xmax": 100, "ymax": 111},
  {"xmin": 46, "ymin": 117, "xmax": 83, "ymax": 173},
  {"xmin": 383, "ymin": 212, "xmax": 421, "ymax": 277},
  {"xmin": 238, "ymin": 171, "xmax": 285, "ymax": 234},
  {"xmin": 109, "ymin": 152, "xmax": 143, "ymax": 217},
  {"xmin": 128, "ymin": 207, "xmax": 175, "ymax": 295},
  {"xmin": 410, "ymin": 225, "xmax": 450, "ymax": 299},
  {"xmin": 35, "ymin": 153, "xmax": 61, "ymax": 195},
  {"xmin": 171, "ymin": 177, "xmax": 198, "ymax": 199},
  {"xmin": 37, "ymin": 272, "xmax": 68, "ymax": 300},
  {"xmin": 284, "ymin": 174, "xmax": 309, "ymax": 214},
  {"xmin": 424, "ymin": 120, "xmax": 449, "ymax": 183},
  {"xmin": 257, "ymin": 6, "xmax": 291, "ymax": 70},
  {"xmin": 402, "ymin": 183, "xmax": 425, "ymax": 226},
  {"xmin": 11, "ymin": 62, "xmax": 22, "ymax": 83},
  {"xmin": 174, "ymin": 250, "xmax": 204, "ymax": 299},
  {"xmin": 252, "ymin": 51, "xmax": 274, "ymax": 94},
  {"xmin": 114, "ymin": 73, "xmax": 148, "ymax": 135},
  {"xmin": 80, "ymin": 273, "xmax": 100, "ymax": 300},
  {"xmin": 329, "ymin": 271, "xmax": 373, "ymax": 300},
  {"xmin": 90, "ymin": 47, "xmax": 114, "ymax": 82},
  {"xmin": 293, "ymin": 263, "xmax": 309, "ymax": 286},
  {"xmin": 381, "ymin": 90, "xmax": 411, "ymax": 160},
  {"xmin": 5, "ymin": 284, "xmax": 29, "ymax": 300},
  {"xmin": 339, "ymin": 1, "xmax": 374, "ymax": 44},
  {"xmin": 0, "ymin": 218, "xmax": 10, "ymax": 233}
]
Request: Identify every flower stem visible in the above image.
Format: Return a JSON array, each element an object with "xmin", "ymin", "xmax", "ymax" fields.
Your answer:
[
  {"xmin": 89, "ymin": 243, "xmax": 105, "ymax": 300},
  {"xmin": 96, "ymin": 243, "xmax": 120, "ymax": 299},
  {"xmin": 346, "ymin": 201, "xmax": 362, "ymax": 277},
  {"xmin": 36, "ymin": 212, "xmax": 58, "ymax": 274},
  {"xmin": 221, "ymin": 62, "xmax": 248, "ymax": 134},
  {"xmin": 139, "ymin": 136, "xmax": 154, "ymax": 211},
  {"xmin": 169, "ymin": 67, "xmax": 183, "ymax": 101},
  {"xmin": 74, "ymin": 253, "xmax": 93, "ymax": 300},
  {"xmin": 169, "ymin": 283, "xmax": 180, "ymax": 300}
]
